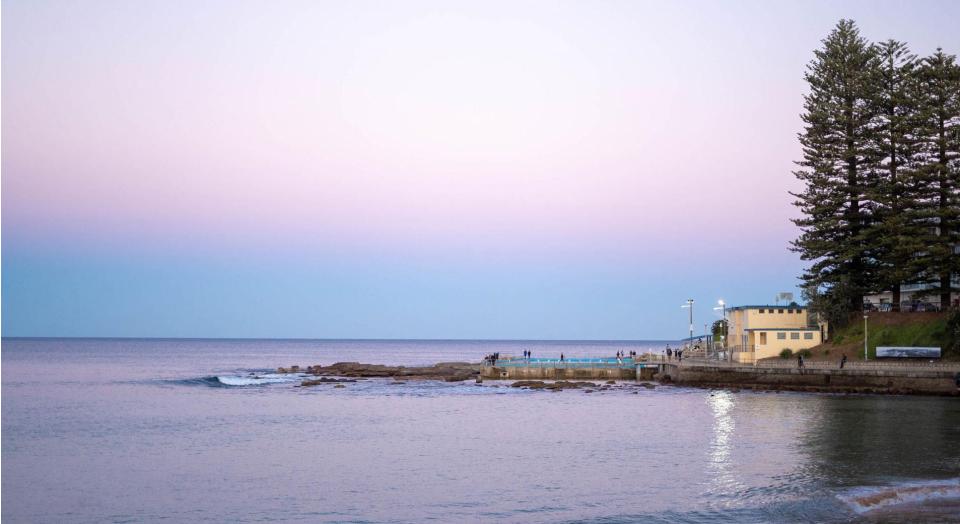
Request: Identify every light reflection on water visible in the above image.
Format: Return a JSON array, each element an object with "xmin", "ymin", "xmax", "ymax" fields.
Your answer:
[
  {"xmin": 706, "ymin": 391, "xmax": 741, "ymax": 508},
  {"xmin": 2, "ymin": 338, "xmax": 959, "ymax": 523}
]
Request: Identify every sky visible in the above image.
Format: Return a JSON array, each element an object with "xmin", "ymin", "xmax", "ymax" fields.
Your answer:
[{"xmin": 3, "ymin": 0, "xmax": 959, "ymax": 339}]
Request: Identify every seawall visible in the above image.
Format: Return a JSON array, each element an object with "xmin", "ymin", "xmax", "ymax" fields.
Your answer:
[
  {"xmin": 481, "ymin": 365, "xmax": 636, "ymax": 381},
  {"xmin": 659, "ymin": 363, "xmax": 960, "ymax": 395}
]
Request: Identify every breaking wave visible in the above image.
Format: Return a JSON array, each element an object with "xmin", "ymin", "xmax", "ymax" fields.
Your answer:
[
  {"xmin": 171, "ymin": 373, "xmax": 301, "ymax": 387},
  {"xmin": 838, "ymin": 478, "xmax": 960, "ymax": 514},
  {"xmin": 216, "ymin": 374, "xmax": 295, "ymax": 386}
]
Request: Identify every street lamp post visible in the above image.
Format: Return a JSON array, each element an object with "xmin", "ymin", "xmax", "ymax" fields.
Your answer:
[
  {"xmin": 713, "ymin": 299, "xmax": 727, "ymax": 361},
  {"xmin": 864, "ymin": 313, "xmax": 869, "ymax": 361},
  {"xmin": 681, "ymin": 299, "xmax": 694, "ymax": 350},
  {"xmin": 704, "ymin": 323, "xmax": 709, "ymax": 357}
]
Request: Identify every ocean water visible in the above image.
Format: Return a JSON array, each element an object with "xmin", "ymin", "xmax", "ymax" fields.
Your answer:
[{"xmin": 2, "ymin": 338, "xmax": 959, "ymax": 523}]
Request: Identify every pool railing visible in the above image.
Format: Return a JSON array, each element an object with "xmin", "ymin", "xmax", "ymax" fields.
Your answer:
[{"xmin": 491, "ymin": 357, "xmax": 642, "ymax": 369}]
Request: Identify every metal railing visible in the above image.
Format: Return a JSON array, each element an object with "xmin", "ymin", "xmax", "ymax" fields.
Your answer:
[
  {"xmin": 674, "ymin": 356, "xmax": 960, "ymax": 372},
  {"xmin": 490, "ymin": 357, "xmax": 639, "ymax": 369},
  {"xmin": 487, "ymin": 354, "xmax": 960, "ymax": 373},
  {"xmin": 755, "ymin": 359, "xmax": 960, "ymax": 372}
]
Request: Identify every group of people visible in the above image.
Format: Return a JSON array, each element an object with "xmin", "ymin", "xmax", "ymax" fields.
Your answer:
[
  {"xmin": 487, "ymin": 347, "xmax": 852, "ymax": 368},
  {"xmin": 799, "ymin": 353, "xmax": 848, "ymax": 369},
  {"xmin": 665, "ymin": 345, "xmax": 684, "ymax": 362},
  {"xmin": 487, "ymin": 348, "xmax": 644, "ymax": 365}
]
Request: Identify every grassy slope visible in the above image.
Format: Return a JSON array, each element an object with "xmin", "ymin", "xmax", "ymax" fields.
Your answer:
[{"xmin": 801, "ymin": 312, "xmax": 953, "ymax": 361}]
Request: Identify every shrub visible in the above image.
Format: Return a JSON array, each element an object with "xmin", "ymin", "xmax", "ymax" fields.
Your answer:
[
  {"xmin": 947, "ymin": 309, "xmax": 960, "ymax": 356},
  {"xmin": 824, "ymin": 349, "xmax": 831, "ymax": 356},
  {"xmin": 779, "ymin": 348, "xmax": 793, "ymax": 359},
  {"xmin": 798, "ymin": 349, "xmax": 813, "ymax": 358}
]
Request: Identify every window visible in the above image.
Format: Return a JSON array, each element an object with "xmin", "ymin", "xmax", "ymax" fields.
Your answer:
[
  {"xmin": 804, "ymin": 332, "xmax": 814, "ymax": 340},
  {"xmin": 778, "ymin": 309, "xmax": 784, "ymax": 314},
  {"xmin": 759, "ymin": 332, "xmax": 767, "ymax": 344},
  {"xmin": 790, "ymin": 332, "xmax": 800, "ymax": 340},
  {"xmin": 758, "ymin": 309, "xmax": 765, "ymax": 314},
  {"xmin": 777, "ymin": 332, "xmax": 786, "ymax": 340}
]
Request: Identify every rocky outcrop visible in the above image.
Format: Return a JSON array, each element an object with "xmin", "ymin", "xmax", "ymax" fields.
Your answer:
[
  {"xmin": 300, "ymin": 377, "xmax": 358, "ymax": 387},
  {"xmin": 510, "ymin": 380, "xmax": 597, "ymax": 390},
  {"xmin": 279, "ymin": 361, "xmax": 480, "ymax": 382}
]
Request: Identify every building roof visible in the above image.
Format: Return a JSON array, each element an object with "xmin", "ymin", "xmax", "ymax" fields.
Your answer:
[
  {"xmin": 743, "ymin": 327, "xmax": 819, "ymax": 332},
  {"xmin": 726, "ymin": 305, "xmax": 808, "ymax": 311},
  {"xmin": 678, "ymin": 334, "xmax": 710, "ymax": 342}
]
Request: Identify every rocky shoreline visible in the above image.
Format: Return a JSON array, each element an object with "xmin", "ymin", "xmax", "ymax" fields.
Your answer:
[
  {"xmin": 278, "ymin": 361, "xmax": 480, "ymax": 385},
  {"xmin": 510, "ymin": 380, "xmax": 658, "ymax": 393}
]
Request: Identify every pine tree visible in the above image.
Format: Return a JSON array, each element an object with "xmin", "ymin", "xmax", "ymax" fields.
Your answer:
[
  {"xmin": 865, "ymin": 40, "xmax": 924, "ymax": 311},
  {"xmin": 792, "ymin": 20, "xmax": 879, "ymax": 315},
  {"xmin": 914, "ymin": 49, "xmax": 960, "ymax": 309}
]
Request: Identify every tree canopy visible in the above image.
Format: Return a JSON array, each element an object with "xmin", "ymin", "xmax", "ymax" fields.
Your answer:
[{"xmin": 793, "ymin": 20, "xmax": 959, "ymax": 324}]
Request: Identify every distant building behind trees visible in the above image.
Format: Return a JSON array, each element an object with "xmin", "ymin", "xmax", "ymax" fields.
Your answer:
[{"xmin": 791, "ymin": 19, "xmax": 959, "ymax": 327}]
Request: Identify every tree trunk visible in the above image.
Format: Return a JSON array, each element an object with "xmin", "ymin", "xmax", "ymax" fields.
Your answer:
[
  {"xmin": 938, "ymin": 112, "xmax": 951, "ymax": 309},
  {"xmin": 940, "ymin": 274, "xmax": 951, "ymax": 310},
  {"xmin": 889, "ymin": 106, "xmax": 899, "ymax": 313},
  {"xmin": 846, "ymin": 101, "xmax": 863, "ymax": 311}
]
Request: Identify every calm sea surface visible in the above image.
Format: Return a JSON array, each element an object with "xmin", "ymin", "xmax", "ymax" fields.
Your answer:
[{"xmin": 3, "ymin": 338, "xmax": 959, "ymax": 523}]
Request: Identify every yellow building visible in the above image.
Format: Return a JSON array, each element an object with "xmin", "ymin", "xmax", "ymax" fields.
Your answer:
[{"xmin": 724, "ymin": 305, "xmax": 825, "ymax": 363}]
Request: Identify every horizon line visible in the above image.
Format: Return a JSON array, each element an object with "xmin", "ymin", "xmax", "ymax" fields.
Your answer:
[{"xmin": 1, "ymin": 335, "xmax": 679, "ymax": 343}]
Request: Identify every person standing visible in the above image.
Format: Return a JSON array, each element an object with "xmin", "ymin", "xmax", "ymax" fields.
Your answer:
[
  {"xmin": 797, "ymin": 354, "xmax": 804, "ymax": 369},
  {"xmin": 840, "ymin": 354, "xmax": 847, "ymax": 369},
  {"xmin": 666, "ymin": 347, "xmax": 673, "ymax": 361}
]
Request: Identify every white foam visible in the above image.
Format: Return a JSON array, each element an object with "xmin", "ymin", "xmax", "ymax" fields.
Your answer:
[
  {"xmin": 216, "ymin": 374, "xmax": 296, "ymax": 386},
  {"xmin": 839, "ymin": 478, "xmax": 960, "ymax": 514}
]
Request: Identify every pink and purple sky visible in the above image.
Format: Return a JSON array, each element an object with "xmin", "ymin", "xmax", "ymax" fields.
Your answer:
[{"xmin": 3, "ymin": 0, "xmax": 959, "ymax": 339}]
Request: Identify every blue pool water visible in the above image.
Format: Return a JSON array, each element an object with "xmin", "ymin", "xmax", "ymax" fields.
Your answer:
[{"xmin": 495, "ymin": 356, "xmax": 639, "ymax": 367}]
